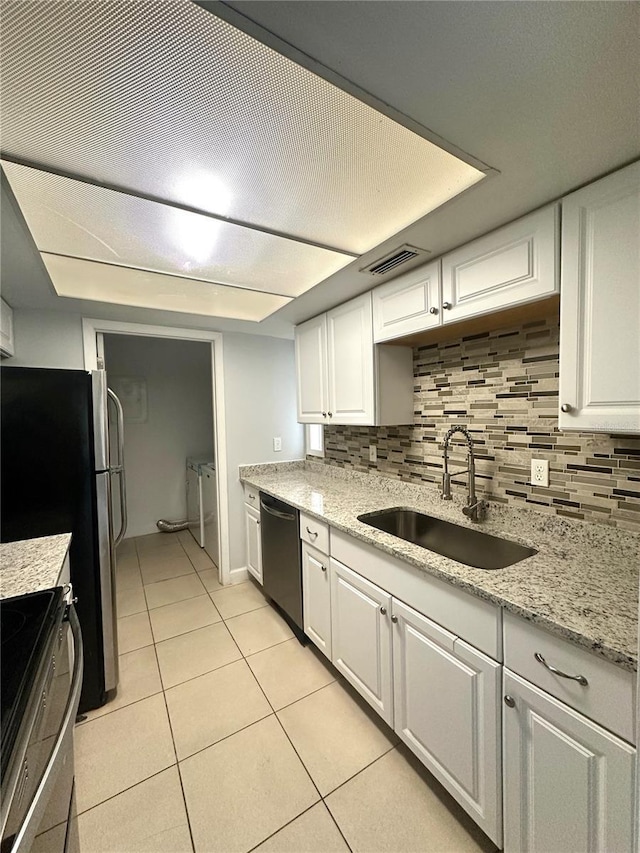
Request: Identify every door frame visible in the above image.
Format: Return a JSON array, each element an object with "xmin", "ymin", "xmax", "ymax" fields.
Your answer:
[{"xmin": 81, "ymin": 317, "xmax": 230, "ymax": 584}]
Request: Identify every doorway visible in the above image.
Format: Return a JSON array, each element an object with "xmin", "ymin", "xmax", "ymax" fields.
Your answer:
[{"xmin": 82, "ymin": 318, "xmax": 229, "ymax": 584}]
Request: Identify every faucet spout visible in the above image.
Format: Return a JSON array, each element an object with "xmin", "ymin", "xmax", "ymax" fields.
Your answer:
[{"xmin": 441, "ymin": 425, "xmax": 486, "ymax": 522}]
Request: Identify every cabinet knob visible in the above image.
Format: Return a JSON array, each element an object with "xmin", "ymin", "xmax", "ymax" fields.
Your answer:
[
  {"xmin": 328, "ymin": 412, "xmax": 333, "ymax": 418},
  {"xmin": 504, "ymin": 695, "xmax": 516, "ymax": 708},
  {"xmin": 379, "ymin": 606, "xmax": 387, "ymax": 615},
  {"xmin": 429, "ymin": 307, "xmax": 439, "ymax": 315},
  {"xmin": 321, "ymin": 565, "xmax": 327, "ymax": 572},
  {"xmin": 322, "ymin": 412, "xmax": 327, "ymax": 418},
  {"xmin": 442, "ymin": 301, "xmax": 452, "ymax": 310},
  {"xmin": 391, "ymin": 615, "xmax": 398, "ymax": 623},
  {"xmin": 560, "ymin": 403, "xmax": 573, "ymax": 413}
]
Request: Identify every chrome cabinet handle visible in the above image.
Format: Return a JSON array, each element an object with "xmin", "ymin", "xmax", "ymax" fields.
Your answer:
[
  {"xmin": 429, "ymin": 307, "xmax": 438, "ymax": 315},
  {"xmin": 248, "ymin": 494, "xmax": 255, "ymax": 501},
  {"xmin": 534, "ymin": 652, "xmax": 588, "ymax": 686},
  {"xmin": 380, "ymin": 606, "xmax": 387, "ymax": 615},
  {"xmin": 306, "ymin": 527, "xmax": 318, "ymax": 540},
  {"xmin": 560, "ymin": 404, "xmax": 573, "ymax": 413},
  {"xmin": 442, "ymin": 301, "xmax": 452, "ymax": 310},
  {"xmin": 391, "ymin": 615, "xmax": 398, "ymax": 623},
  {"xmin": 504, "ymin": 695, "xmax": 516, "ymax": 708}
]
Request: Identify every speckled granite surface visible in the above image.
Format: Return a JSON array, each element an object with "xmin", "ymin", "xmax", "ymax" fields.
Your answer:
[
  {"xmin": 0, "ymin": 534, "xmax": 72, "ymax": 599},
  {"xmin": 240, "ymin": 461, "xmax": 639, "ymax": 672}
]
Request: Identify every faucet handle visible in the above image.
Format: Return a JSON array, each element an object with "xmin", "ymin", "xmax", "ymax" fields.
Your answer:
[{"xmin": 462, "ymin": 498, "xmax": 487, "ymax": 523}]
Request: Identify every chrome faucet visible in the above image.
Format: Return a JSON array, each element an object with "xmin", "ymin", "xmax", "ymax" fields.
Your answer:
[{"xmin": 441, "ymin": 426, "xmax": 487, "ymax": 523}]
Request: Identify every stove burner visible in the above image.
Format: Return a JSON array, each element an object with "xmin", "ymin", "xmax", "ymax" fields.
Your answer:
[{"xmin": 0, "ymin": 609, "xmax": 27, "ymax": 646}]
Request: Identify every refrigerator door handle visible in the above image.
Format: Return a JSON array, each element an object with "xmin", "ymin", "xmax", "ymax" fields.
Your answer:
[{"xmin": 107, "ymin": 388, "xmax": 128, "ymax": 546}]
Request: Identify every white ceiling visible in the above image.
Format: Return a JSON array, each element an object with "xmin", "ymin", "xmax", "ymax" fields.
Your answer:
[{"xmin": 2, "ymin": 0, "xmax": 638, "ymax": 336}]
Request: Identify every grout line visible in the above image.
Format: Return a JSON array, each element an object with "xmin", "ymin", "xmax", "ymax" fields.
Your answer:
[{"xmin": 75, "ymin": 764, "xmax": 180, "ymax": 818}]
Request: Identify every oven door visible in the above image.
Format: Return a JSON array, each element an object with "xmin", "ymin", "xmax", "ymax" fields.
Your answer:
[{"xmin": 10, "ymin": 605, "xmax": 83, "ymax": 853}]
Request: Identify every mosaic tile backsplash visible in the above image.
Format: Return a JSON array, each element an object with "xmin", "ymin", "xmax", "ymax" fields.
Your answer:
[{"xmin": 319, "ymin": 317, "xmax": 640, "ymax": 531}]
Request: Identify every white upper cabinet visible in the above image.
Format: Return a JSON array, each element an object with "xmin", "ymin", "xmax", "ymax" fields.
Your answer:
[
  {"xmin": 295, "ymin": 312, "xmax": 328, "ymax": 423},
  {"xmin": 0, "ymin": 298, "xmax": 15, "ymax": 358},
  {"xmin": 372, "ymin": 260, "xmax": 441, "ymax": 342},
  {"xmin": 559, "ymin": 161, "xmax": 640, "ymax": 433},
  {"xmin": 295, "ymin": 292, "xmax": 413, "ymax": 426},
  {"xmin": 441, "ymin": 205, "xmax": 559, "ymax": 324},
  {"xmin": 326, "ymin": 294, "xmax": 375, "ymax": 424}
]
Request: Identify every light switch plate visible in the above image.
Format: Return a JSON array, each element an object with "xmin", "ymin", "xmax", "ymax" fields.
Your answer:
[
  {"xmin": 273, "ymin": 436, "xmax": 282, "ymax": 452},
  {"xmin": 531, "ymin": 458, "xmax": 549, "ymax": 487}
]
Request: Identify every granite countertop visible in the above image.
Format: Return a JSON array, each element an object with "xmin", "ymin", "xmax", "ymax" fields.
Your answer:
[
  {"xmin": 240, "ymin": 461, "xmax": 640, "ymax": 672},
  {"xmin": 0, "ymin": 534, "xmax": 72, "ymax": 600}
]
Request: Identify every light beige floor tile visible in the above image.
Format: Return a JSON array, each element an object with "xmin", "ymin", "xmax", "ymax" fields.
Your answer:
[
  {"xmin": 117, "ymin": 611, "xmax": 153, "ymax": 654},
  {"xmin": 145, "ymin": 573, "xmax": 206, "ymax": 610},
  {"xmin": 116, "ymin": 582, "xmax": 147, "ymax": 618},
  {"xmin": 247, "ymin": 639, "xmax": 335, "ymax": 710},
  {"xmin": 136, "ymin": 532, "xmax": 183, "ymax": 552},
  {"xmin": 180, "ymin": 716, "xmax": 319, "ymax": 853},
  {"xmin": 277, "ymin": 681, "xmax": 396, "ymax": 796},
  {"xmin": 31, "ymin": 824, "xmax": 67, "ymax": 853},
  {"xmin": 117, "ymin": 538, "xmax": 137, "ymax": 559},
  {"xmin": 166, "ymin": 659, "xmax": 272, "ymax": 759},
  {"xmin": 74, "ymin": 694, "xmax": 175, "ymax": 813},
  {"xmin": 138, "ymin": 543, "xmax": 187, "ymax": 566},
  {"xmin": 326, "ymin": 747, "xmax": 496, "ymax": 853},
  {"xmin": 198, "ymin": 568, "xmax": 222, "ymax": 592},
  {"xmin": 77, "ymin": 767, "xmax": 192, "ymax": 853},
  {"xmin": 82, "ymin": 646, "xmax": 162, "ymax": 722},
  {"xmin": 150, "ymin": 594, "xmax": 221, "ymax": 643},
  {"xmin": 210, "ymin": 580, "xmax": 268, "ymax": 619},
  {"xmin": 116, "ymin": 551, "xmax": 140, "ymax": 572},
  {"xmin": 225, "ymin": 605, "xmax": 294, "ymax": 656},
  {"xmin": 253, "ymin": 803, "xmax": 349, "ymax": 853},
  {"xmin": 140, "ymin": 555, "xmax": 195, "ymax": 585},
  {"xmin": 182, "ymin": 541, "xmax": 215, "ymax": 571},
  {"xmin": 115, "ymin": 562, "xmax": 143, "ymax": 592},
  {"xmin": 156, "ymin": 622, "xmax": 242, "ymax": 689}
]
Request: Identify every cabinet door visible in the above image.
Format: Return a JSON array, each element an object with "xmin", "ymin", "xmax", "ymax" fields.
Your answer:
[
  {"xmin": 326, "ymin": 294, "xmax": 375, "ymax": 425},
  {"xmin": 393, "ymin": 599, "xmax": 502, "ymax": 846},
  {"xmin": 0, "ymin": 297, "xmax": 15, "ymax": 358},
  {"xmin": 245, "ymin": 504, "xmax": 262, "ymax": 585},
  {"xmin": 330, "ymin": 558, "xmax": 393, "ymax": 724},
  {"xmin": 503, "ymin": 670, "xmax": 635, "ymax": 853},
  {"xmin": 295, "ymin": 314, "xmax": 328, "ymax": 423},
  {"xmin": 302, "ymin": 542, "xmax": 331, "ymax": 659},
  {"xmin": 441, "ymin": 205, "xmax": 558, "ymax": 324},
  {"xmin": 559, "ymin": 161, "xmax": 640, "ymax": 433},
  {"xmin": 372, "ymin": 260, "xmax": 441, "ymax": 342}
]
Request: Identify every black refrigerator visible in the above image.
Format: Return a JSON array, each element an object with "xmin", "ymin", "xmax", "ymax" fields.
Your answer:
[{"xmin": 1, "ymin": 366, "xmax": 125, "ymax": 713}]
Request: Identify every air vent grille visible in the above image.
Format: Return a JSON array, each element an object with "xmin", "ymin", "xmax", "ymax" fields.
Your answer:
[{"xmin": 362, "ymin": 245, "xmax": 429, "ymax": 276}]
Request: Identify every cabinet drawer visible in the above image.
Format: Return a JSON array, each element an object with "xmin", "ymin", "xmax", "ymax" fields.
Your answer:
[
  {"xmin": 299, "ymin": 512, "xmax": 329, "ymax": 554},
  {"xmin": 503, "ymin": 611, "xmax": 635, "ymax": 743},
  {"xmin": 244, "ymin": 484, "xmax": 259, "ymax": 507}
]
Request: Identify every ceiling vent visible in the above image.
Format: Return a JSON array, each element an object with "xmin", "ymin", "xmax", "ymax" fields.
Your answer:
[{"xmin": 361, "ymin": 245, "xmax": 430, "ymax": 277}]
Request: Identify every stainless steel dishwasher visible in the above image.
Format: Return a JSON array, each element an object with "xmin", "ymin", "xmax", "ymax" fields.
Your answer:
[{"xmin": 259, "ymin": 492, "xmax": 305, "ymax": 642}]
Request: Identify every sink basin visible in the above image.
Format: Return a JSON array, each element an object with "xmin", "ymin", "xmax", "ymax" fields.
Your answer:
[{"xmin": 357, "ymin": 508, "xmax": 537, "ymax": 570}]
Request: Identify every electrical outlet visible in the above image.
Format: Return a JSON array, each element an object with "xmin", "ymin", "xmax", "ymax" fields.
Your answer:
[
  {"xmin": 273, "ymin": 436, "xmax": 282, "ymax": 452},
  {"xmin": 369, "ymin": 444, "xmax": 377, "ymax": 463},
  {"xmin": 531, "ymin": 458, "xmax": 549, "ymax": 487}
]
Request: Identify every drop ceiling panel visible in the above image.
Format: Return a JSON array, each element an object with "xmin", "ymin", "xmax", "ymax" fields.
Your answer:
[
  {"xmin": 41, "ymin": 253, "xmax": 291, "ymax": 321},
  {"xmin": 2, "ymin": 161, "xmax": 351, "ymax": 297},
  {"xmin": 1, "ymin": 0, "xmax": 485, "ymax": 256}
]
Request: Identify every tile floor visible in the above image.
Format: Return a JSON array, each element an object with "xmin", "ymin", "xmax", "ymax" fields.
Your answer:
[{"xmin": 75, "ymin": 530, "xmax": 497, "ymax": 853}]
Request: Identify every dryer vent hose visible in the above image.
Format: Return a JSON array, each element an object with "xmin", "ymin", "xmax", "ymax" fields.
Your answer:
[{"xmin": 156, "ymin": 519, "xmax": 189, "ymax": 533}]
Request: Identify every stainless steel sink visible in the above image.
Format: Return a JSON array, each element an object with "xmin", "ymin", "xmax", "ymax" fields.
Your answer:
[{"xmin": 357, "ymin": 508, "xmax": 537, "ymax": 570}]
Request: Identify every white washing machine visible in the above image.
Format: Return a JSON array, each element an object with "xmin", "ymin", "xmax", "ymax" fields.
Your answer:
[{"xmin": 201, "ymin": 463, "xmax": 219, "ymax": 568}]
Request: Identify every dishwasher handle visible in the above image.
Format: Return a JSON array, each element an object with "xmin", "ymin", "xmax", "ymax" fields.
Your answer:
[{"xmin": 260, "ymin": 497, "xmax": 296, "ymax": 522}]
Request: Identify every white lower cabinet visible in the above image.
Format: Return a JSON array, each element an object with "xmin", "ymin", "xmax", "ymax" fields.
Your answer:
[
  {"xmin": 330, "ymin": 558, "xmax": 393, "ymax": 725},
  {"xmin": 302, "ymin": 542, "xmax": 331, "ymax": 659},
  {"xmin": 244, "ymin": 503, "xmax": 262, "ymax": 584},
  {"xmin": 392, "ymin": 599, "xmax": 502, "ymax": 846},
  {"xmin": 503, "ymin": 669, "xmax": 635, "ymax": 853}
]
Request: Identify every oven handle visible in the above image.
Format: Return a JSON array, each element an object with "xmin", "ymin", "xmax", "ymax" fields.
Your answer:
[{"xmin": 11, "ymin": 605, "xmax": 84, "ymax": 853}]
